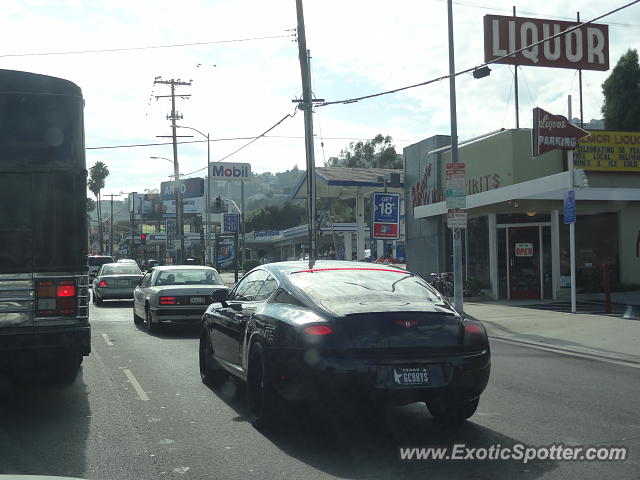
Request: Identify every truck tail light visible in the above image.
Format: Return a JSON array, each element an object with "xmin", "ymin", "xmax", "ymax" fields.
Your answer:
[
  {"xmin": 36, "ymin": 278, "xmax": 78, "ymax": 317},
  {"xmin": 159, "ymin": 296, "xmax": 177, "ymax": 305}
]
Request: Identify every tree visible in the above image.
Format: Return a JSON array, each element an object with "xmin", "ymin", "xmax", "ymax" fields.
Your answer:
[
  {"xmin": 88, "ymin": 161, "xmax": 110, "ymax": 254},
  {"xmin": 325, "ymin": 134, "xmax": 403, "ymax": 169},
  {"xmin": 602, "ymin": 49, "xmax": 640, "ymax": 130},
  {"xmin": 245, "ymin": 202, "xmax": 306, "ymax": 232}
]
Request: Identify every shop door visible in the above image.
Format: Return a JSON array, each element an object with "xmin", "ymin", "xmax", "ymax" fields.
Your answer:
[{"xmin": 508, "ymin": 226, "xmax": 540, "ymax": 299}]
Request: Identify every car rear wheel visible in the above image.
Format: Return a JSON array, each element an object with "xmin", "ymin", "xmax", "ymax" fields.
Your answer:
[
  {"xmin": 145, "ymin": 307, "xmax": 157, "ymax": 333},
  {"xmin": 246, "ymin": 342, "xmax": 280, "ymax": 429},
  {"xmin": 199, "ymin": 329, "xmax": 226, "ymax": 386},
  {"xmin": 93, "ymin": 291, "xmax": 103, "ymax": 306},
  {"xmin": 427, "ymin": 397, "xmax": 479, "ymax": 424}
]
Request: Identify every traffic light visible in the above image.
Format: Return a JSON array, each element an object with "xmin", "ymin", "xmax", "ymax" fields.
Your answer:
[
  {"xmin": 215, "ymin": 197, "xmax": 222, "ymax": 210},
  {"xmin": 140, "ymin": 234, "xmax": 147, "ymax": 245}
]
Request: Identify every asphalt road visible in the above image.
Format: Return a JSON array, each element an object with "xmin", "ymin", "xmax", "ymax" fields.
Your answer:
[{"xmin": 0, "ymin": 298, "xmax": 637, "ymax": 480}]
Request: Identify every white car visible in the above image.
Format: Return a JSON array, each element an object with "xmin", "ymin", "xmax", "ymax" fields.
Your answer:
[{"xmin": 133, "ymin": 265, "xmax": 228, "ymax": 333}]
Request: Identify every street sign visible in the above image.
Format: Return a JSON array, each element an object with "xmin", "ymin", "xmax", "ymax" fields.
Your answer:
[
  {"xmin": 222, "ymin": 213, "xmax": 240, "ymax": 233},
  {"xmin": 447, "ymin": 209, "xmax": 467, "ymax": 229},
  {"xmin": 445, "ymin": 162, "xmax": 465, "ymax": 172},
  {"xmin": 371, "ymin": 192, "xmax": 400, "ymax": 239},
  {"xmin": 166, "ymin": 218, "xmax": 177, "ymax": 250},
  {"xmin": 446, "ymin": 174, "xmax": 465, "ymax": 190},
  {"xmin": 446, "ymin": 196, "xmax": 466, "ymax": 209},
  {"xmin": 564, "ymin": 190, "xmax": 576, "ymax": 224}
]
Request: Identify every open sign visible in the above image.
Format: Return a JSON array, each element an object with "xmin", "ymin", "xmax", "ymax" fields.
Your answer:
[{"xmin": 515, "ymin": 243, "xmax": 534, "ymax": 257}]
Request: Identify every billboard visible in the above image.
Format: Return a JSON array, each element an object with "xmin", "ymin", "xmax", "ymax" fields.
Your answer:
[
  {"xmin": 160, "ymin": 178, "xmax": 204, "ymax": 200},
  {"xmin": 575, "ymin": 131, "xmax": 640, "ymax": 172},
  {"xmin": 483, "ymin": 15, "xmax": 609, "ymax": 71},
  {"xmin": 162, "ymin": 197, "xmax": 205, "ymax": 216},
  {"xmin": 140, "ymin": 193, "xmax": 167, "ymax": 221},
  {"xmin": 209, "ymin": 162, "xmax": 251, "ymax": 181},
  {"xmin": 216, "ymin": 236, "xmax": 237, "ymax": 270}
]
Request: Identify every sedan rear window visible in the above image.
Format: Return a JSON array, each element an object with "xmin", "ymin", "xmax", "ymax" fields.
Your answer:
[
  {"xmin": 102, "ymin": 265, "xmax": 141, "ymax": 275},
  {"xmin": 155, "ymin": 269, "xmax": 223, "ymax": 286},
  {"xmin": 290, "ymin": 268, "xmax": 441, "ymax": 303}
]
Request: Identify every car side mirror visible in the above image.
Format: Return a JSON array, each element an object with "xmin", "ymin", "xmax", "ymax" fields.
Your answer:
[{"xmin": 210, "ymin": 288, "xmax": 229, "ymax": 303}]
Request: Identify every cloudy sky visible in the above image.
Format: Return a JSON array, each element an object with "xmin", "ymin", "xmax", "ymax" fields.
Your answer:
[{"xmin": 2, "ymin": 0, "xmax": 638, "ymax": 196}]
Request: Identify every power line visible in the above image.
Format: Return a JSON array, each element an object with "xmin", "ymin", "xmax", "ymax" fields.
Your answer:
[
  {"xmin": 318, "ymin": 0, "xmax": 640, "ymax": 108},
  {"xmin": 180, "ymin": 109, "xmax": 299, "ymax": 176},
  {"xmin": 0, "ymin": 33, "xmax": 295, "ymax": 58}
]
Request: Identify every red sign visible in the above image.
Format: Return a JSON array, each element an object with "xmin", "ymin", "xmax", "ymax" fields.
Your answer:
[
  {"xmin": 373, "ymin": 223, "xmax": 399, "ymax": 239},
  {"xmin": 515, "ymin": 243, "xmax": 534, "ymax": 257},
  {"xmin": 484, "ymin": 15, "xmax": 609, "ymax": 71},
  {"xmin": 532, "ymin": 107, "xmax": 589, "ymax": 157}
]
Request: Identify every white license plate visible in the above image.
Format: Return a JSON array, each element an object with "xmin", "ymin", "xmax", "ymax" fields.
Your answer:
[
  {"xmin": 118, "ymin": 280, "xmax": 130, "ymax": 287},
  {"xmin": 190, "ymin": 297, "xmax": 205, "ymax": 304},
  {"xmin": 393, "ymin": 367, "xmax": 430, "ymax": 386}
]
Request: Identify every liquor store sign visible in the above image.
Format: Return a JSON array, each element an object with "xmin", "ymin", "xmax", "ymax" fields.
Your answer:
[{"xmin": 575, "ymin": 131, "xmax": 640, "ymax": 172}]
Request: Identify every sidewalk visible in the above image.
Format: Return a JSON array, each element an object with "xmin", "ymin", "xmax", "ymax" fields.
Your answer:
[{"xmin": 464, "ymin": 301, "xmax": 640, "ymax": 365}]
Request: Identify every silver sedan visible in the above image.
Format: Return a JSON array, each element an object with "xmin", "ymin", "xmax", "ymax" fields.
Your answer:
[
  {"xmin": 133, "ymin": 265, "xmax": 228, "ymax": 333},
  {"xmin": 92, "ymin": 262, "xmax": 144, "ymax": 306}
]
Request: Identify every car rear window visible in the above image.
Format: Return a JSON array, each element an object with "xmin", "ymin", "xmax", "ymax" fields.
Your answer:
[
  {"xmin": 102, "ymin": 264, "xmax": 141, "ymax": 275},
  {"xmin": 89, "ymin": 256, "xmax": 115, "ymax": 266},
  {"xmin": 290, "ymin": 268, "xmax": 441, "ymax": 303},
  {"xmin": 155, "ymin": 269, "xmax": 223, "ymax": 286}
]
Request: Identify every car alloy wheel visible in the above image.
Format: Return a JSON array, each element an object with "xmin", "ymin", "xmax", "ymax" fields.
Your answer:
[
  {"xmin": 145, "ymin": 308, "xmax": 157, "ymax": 333},
  {"xmin": 246, "ymin": 342, "xmax": 279, "ymax": 429},
  {"xmin": 199, "ymin": 330, "xmax": 226, "ymax": 386}
]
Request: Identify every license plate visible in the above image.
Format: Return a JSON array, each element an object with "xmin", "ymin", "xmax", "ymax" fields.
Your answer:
[
  {"xmin": 392, "ymin": 366, "xmax": 430, "ymax": 386},
  {"xmin": 118, "ymin": 280, "xmax": 130, "ymax": 287},
  {"xmin": 190, "ymin": 297, "xmax": 205, "ymax": 304}
]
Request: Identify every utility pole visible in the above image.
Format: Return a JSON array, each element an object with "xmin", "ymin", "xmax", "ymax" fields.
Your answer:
[
  {"xmin": 447, "ymin": 0, "xmax": 464, "ymax": 311},
  {"xmin": 129, "ymin": 192, "xmax": 137, "ymax": 256},
  {"xmin": 295, "ymin": 0, "xmax": 320, "ymax": 269},
  {"xmin": 154, "ymin": 77, "xmax": 192, "ymax": 265}
]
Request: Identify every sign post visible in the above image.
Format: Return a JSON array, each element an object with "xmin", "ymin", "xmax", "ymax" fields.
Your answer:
[
  {"xmin": 532, "ymin": 102, "xmax": 589, "ymax": 312},
  {"xmin": 445, "ymin": 162, "xmax": 467, "ymax": 230}
]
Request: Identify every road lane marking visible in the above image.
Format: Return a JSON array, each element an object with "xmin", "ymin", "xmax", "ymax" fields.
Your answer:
[
  {"xmin": 101, "ymin": 333, "xmax": 114, "ymax": 346},
  {"xmin": 491, "ymin": 336, "xmax": 640, "ymax": 369},
  {"xmin": 123, "ymin": 368, "xmax": 150, "ymax": 400}
]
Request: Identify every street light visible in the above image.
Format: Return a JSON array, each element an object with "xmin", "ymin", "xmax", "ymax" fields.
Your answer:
[
  {"xmin": 150, "ymin": 155, "xmax": 184, "ymax": 264},
  {"xmin": 176, "ymin": 125, "xmax": 211, "ymax": 264}
]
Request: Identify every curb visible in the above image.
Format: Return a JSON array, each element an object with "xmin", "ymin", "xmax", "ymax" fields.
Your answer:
[{"xmin": 489, "ymin": 334, "xmax": 640, "ymax": 368}]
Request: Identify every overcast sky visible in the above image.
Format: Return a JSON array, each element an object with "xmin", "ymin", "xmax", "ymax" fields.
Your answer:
[{"xmin": 2, "ymin": 0, "xmax": 638, "ymax": 197}]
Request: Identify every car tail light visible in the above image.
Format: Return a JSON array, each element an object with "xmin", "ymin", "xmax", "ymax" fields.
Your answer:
[
  {"xmin": 159, "ymin": 296, "xmax": 177, "ymax": 305},
  {"xmin": 36, "ymin": 278, "xmax": 77, "ymax": 317},
  {"xmin": 304, "ymin": 325, "xmax": 333, "ymax": 336},
  {"xmin": 464, "ymin": 323, "xmax": 483, "ymax": 334},
  {"xmin": 98, "ymin": 280, "xmax": 108, "ymax": 288},
  {"xmin": 462, "ymin": 319, "xmax": 488, "ymax": 348}
]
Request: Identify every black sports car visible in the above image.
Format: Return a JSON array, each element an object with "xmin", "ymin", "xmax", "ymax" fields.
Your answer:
[{"xmin": 199, "ymin": 261, "xmax": 490, "ymax": 427}]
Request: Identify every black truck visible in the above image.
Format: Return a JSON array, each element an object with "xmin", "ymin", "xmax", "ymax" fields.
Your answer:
[{"xmin": 0, "ymin": 69, "xmax": 90, "ymax": 383}]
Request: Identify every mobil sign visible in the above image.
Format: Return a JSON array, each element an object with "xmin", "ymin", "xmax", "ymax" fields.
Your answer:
[
  {"xmin": 484, "ymin": 14, "xmax": 609, "ymax": 71},
  {"xmin": 209, "ymin": 162, "xmax": 251, "ymax": 181}
]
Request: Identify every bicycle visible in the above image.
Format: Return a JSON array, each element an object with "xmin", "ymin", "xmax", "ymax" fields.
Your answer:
[{"xmin": 429, "ymin": 272, "xmax": 453, "ymax": 298}]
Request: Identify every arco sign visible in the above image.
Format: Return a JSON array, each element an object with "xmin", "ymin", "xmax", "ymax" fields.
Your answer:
[{"xmin": 484, "ymin": 14, "xmax": 609, "ymax": 71}]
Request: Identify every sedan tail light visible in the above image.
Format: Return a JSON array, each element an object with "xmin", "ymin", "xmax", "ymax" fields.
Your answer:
[
  {"xmin": 98, "ymin": 280, "xmax": 108, "ymax": 288},
  {"xmin": 462, "ymin": 319, "xmax": 488, "ymax": 348},
  {"xmin": 159, "ymin": 296, "xmax": 177, "ymax": 305}
]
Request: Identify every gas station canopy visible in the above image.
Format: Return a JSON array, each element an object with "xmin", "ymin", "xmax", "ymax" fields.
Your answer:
[{"xmin": 292, "ymin": 167, "xmax": 404, "ymax": 200}]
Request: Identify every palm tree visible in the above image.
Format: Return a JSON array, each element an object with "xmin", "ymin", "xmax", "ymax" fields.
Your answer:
[{"xmin": 88, "ymin": 162, "xmax": 110, "ymax": 254}]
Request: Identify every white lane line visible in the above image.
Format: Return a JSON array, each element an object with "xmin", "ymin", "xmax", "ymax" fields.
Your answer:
[
  {"xmin": 491, "ymin": 337, "xmax": 640, "ymax": 369},
  {"xmin": 101, "ymin": 333, "xmax": 114, "ymax": 346},
  {"xmin": 123, "ymin": 368, "xmax": 150, "ymax": 401}
]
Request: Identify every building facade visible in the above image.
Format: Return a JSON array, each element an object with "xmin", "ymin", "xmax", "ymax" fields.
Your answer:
[{"xmin": 405, "ymin": 129, "xmax": 640, "ymax": 299}]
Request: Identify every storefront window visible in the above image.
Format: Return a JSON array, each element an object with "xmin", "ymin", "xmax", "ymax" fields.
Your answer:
[
  {"xmin": 466, "ymin": 216, "xmax": 489, "ymax": 289},
  {"xmin": 559, "ymin": 212, "xmax": 619, "ymax": 292}
]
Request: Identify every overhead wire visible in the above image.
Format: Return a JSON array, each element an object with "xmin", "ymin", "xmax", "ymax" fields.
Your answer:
[
  {"xmin": 0, "ymin": 33, "xmax": 295, "ymax": 58},
  {"xmin": 316, "ymin": 0, "xmax": 640, "ymax": 108}
]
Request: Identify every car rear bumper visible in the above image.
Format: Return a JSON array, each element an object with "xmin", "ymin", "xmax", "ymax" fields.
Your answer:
[
  {"xmin": 0, "ymin": 325, "xmax": 91, "ymax": 358},
  {"xmin": 94, "ymin": 288, "xmax": 135, "ymax": 300},
  {"xmin": 150, "ymin": 306, "xmax": 208, "ymax": 324},
  {"xmin": 267, "ymin": 347, "xmax": 491, "ymax": 406}
]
